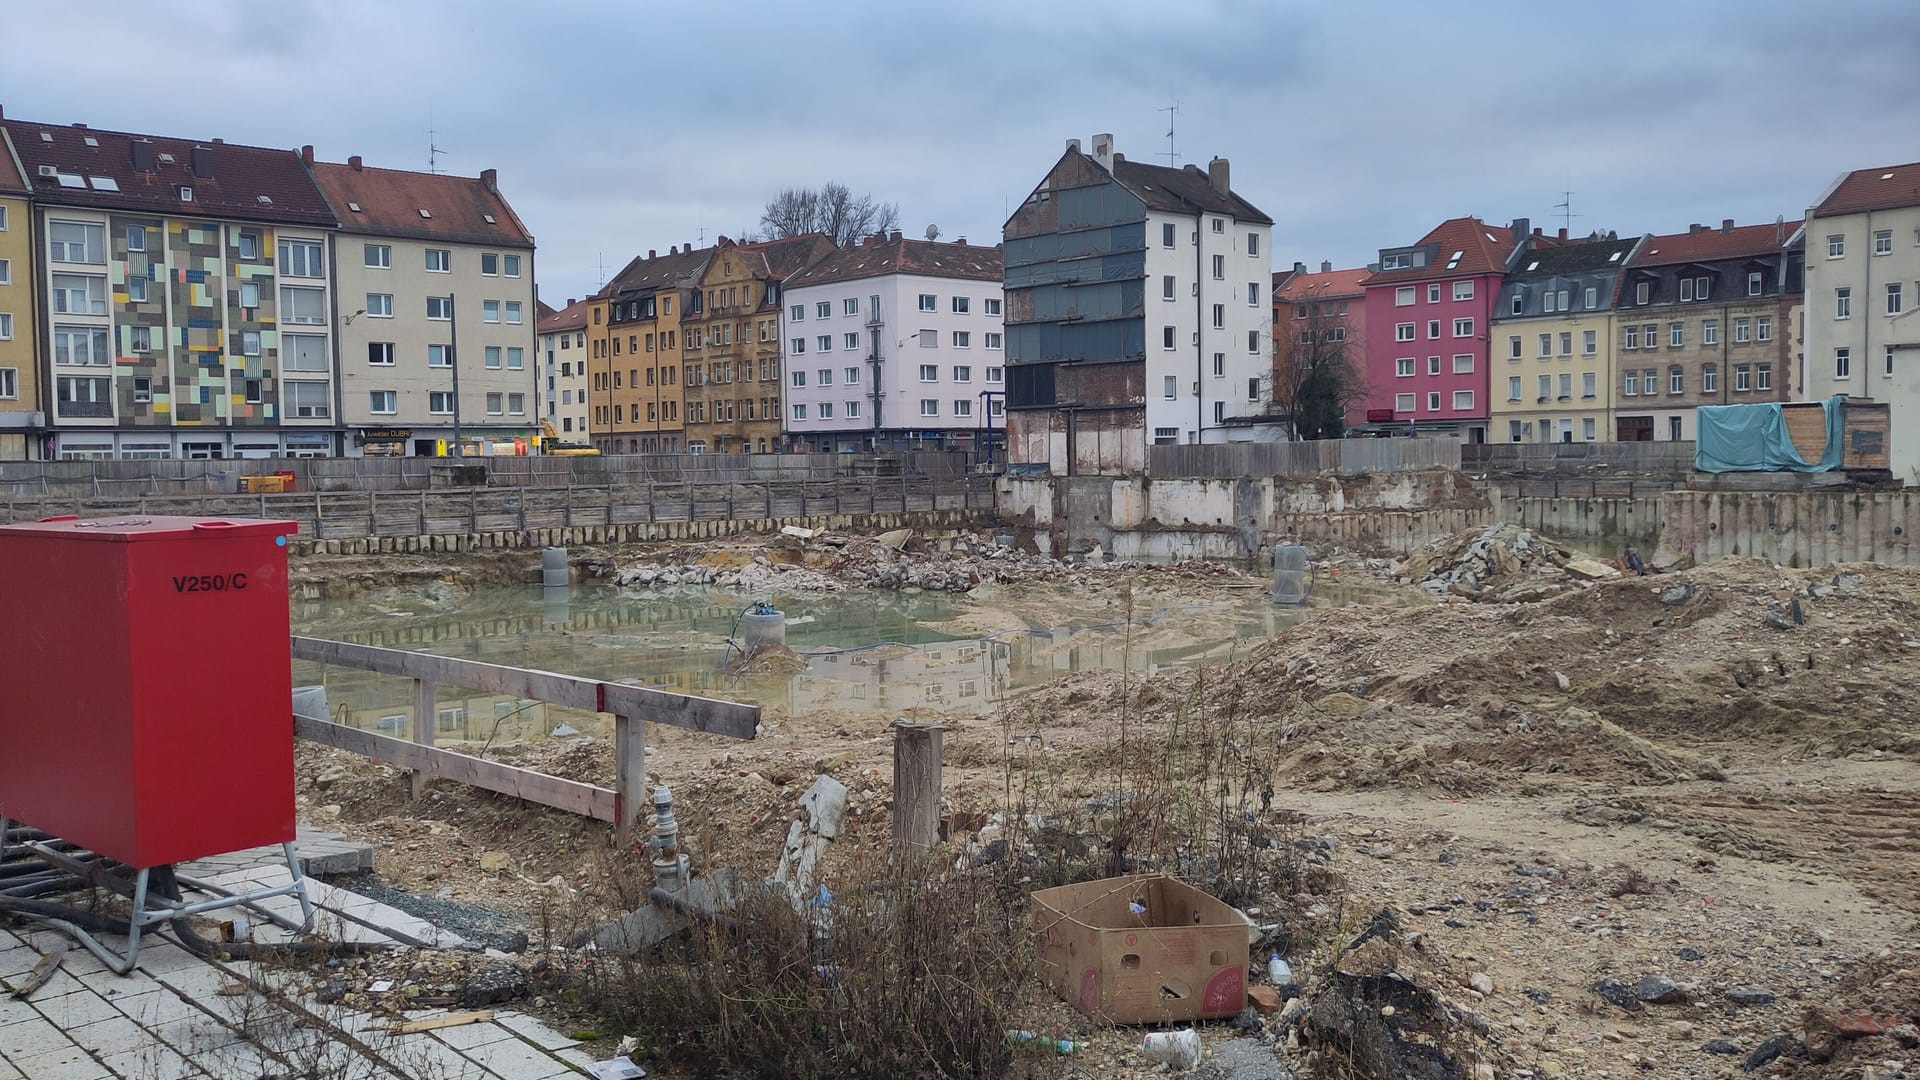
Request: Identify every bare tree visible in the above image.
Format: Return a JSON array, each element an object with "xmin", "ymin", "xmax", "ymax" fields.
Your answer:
[
  {"xmin": 760, "ymin": 183, "xmax": 900, "ymax": 248},
  {"xmin": 1273, "ymin": 293, "xmax": 1366, "ymax": 440}
]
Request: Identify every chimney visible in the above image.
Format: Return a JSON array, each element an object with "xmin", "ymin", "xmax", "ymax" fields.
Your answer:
[
  {"xmin": 1533, "ymin": 227, "xmax": 1542, "ymax": 236},
  {"xmin": 1510, "ymin": 217, "xmax": 1529, "ymax": 242},
  {"xmin": 130, "ymin": 140, "xmax": 153, "ymax": 172},
  {"xmin": 1320, "ymin": 260, "xmax": 1332, "ymax": 273},
  {"xmin": 1689, "ymin": 223, "xmax": 1705, "ymax": 234},
  {"xmin": 1293, "ymin": 261, "xmax": 1306, "ymax": 275},
  {"xmin": 890, "ymin": 230, "xmax": 902, "ymax": 242},
  {"xmin": 567, "ymin": 298, "xmax": 576, "ymax": 306},
  {"xmin": 1066, "ymin": 137, "xmax": 1081, "ymax": 154},
  {"xmin": 348, "ymin": 155, "xmax": 363, "ymax": 171},
  {"xmin": 300, "ymin": 144, "xmax": 314, "ymax": 166},
  {"xmin": 1557, "ymin": 227, "xmax": 1568, "ymax": 241},
  {"xmin": 670, "ymin": 245, "xmax": 679, "ymax": 255},
  {"xmin": 72, "ymin": 122, "xmax": 86, "ymax": 129},
  {"xmin": 1091, "ymin": 133, "xmax": 1114, "ymax": 172},
  {"xmin": 648, "ymin": 249, "xmax": 656, "ymax": 259},
  {"xmin": 211, "ymin": 137, "xmax": 223, "ymax": 145},
  {"xmin": 1721, "ymin": 217, "xmax": 1734, "ymax": 233},
  {"xmin": 1775, "ymin": 214, "xmax": 1785, "ymax": 243},
  {"xmin": 0, "ymin": 106, "xmax": 6, "ymax": 120},
  {"xmin": 955, "ymin": 237, "xmax": 966, "ymax": 246},
  {"xmin": 190, "ymin": 145, "xmax": 212, "ymax": 178},
  {"xmin": 480, "ymin": 168, "xmax": 497, "ymax": 194},
  {"xmin": 1207, "ymin": 157, "xmax": 1230, "ymax": 195}
]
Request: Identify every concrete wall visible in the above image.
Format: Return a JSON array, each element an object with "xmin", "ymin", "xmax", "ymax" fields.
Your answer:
[{"xmin": 1506, "ymin": 489, "xmax": 1920, "ymax": 566}]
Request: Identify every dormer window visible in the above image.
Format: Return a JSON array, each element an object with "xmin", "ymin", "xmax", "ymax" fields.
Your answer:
[
  {"xmin": 1380, "ymin": 252, "xmax": 1411, "ymax": 271},
  {"xmin": 1635, "ymin": 280, "xmax": 1650, "ymax": 304},
  {"xmin": 179, "ymin": 185, "xmax": 194, "ymax": 202}
]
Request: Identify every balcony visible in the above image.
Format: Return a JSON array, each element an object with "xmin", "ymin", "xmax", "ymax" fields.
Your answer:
[{"xmin": 58, "ymin": 401, "xmax": 112, "ymax": 418}]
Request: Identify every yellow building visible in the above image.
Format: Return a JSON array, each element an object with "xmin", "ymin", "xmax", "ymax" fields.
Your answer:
[
  {"xmin": 1488, "ymin": 233, "xmax": 1641, "ymax": 443},
  {"xmin": 0, "ymin": 126, "xmax": 38, "ymax": 458},
  {"xmin": 683, "ymin": 234, "xmax": 832, "ymax": 454},
  {"xmin": 588, "ymin": 245, "xmax": 708, "ymax": 453}
]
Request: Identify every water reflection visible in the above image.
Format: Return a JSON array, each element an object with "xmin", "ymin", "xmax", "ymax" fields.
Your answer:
[{"xmin": 291, "ymin": 581, "xmax": 1389, "ymax": 741}]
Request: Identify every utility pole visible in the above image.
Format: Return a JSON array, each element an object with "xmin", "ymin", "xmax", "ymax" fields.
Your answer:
[{"xmin": 449, "ymin": 293, "xmax": 463, "ymax": 457}]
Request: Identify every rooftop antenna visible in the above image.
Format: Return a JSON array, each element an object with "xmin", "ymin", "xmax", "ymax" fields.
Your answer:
[
  {"xmin": 1159, "ymin": 99, "xmax": 1181, "ymax": 166},
  {"xmin": 596, "ymin": 252, "xmax": 608, "ymax": 290},
  {"xmin": 427, "ymin": 110, "xmax": 447, "ymax": 175},
  {"xmin": 1553, "ymin": 190, "xmax": 1582, "ymax": 234}
]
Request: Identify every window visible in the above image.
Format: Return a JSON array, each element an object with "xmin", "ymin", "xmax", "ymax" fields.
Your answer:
[
  {"xmin": 278, "ymin": 239, "xmax": 323, "ymax": 278},
  {"xmin": 482, "ymin": 300, "xmax": 501, "ymax": 323},
  {"xmin": 1395, "ymin": 286, "xmax": 1415, "ymax": 306},
  {"xmin": 1453, "ymin": 318, "xmax": 1473, "ymax": 337},
  {"xmin": 1396, "ymin": 357, "xmax": 1415, "ymax": 377},
  {"xmin": 845, "ymin": 366, "xmax": 861, "ymax": 383},
  {"xmin": 1582, "ymin": 371, "xmax": 1596, "ymax": 398},
  {"xmin": 1427, "ymin": 392, "xmax": 1441, "ymax": 411},
  {"xmin": 1211, "ymin": 254, "xmax": 1225, "ymax": 280},
  {"xmin": 911, "ymin": 363, "xmax": 935, "ymax": 383},
  {"xmin": 1757, "ymin": 364, "xmax": 1771, "ymax": 390},
  {"xmin": 1428, "ymin": 320, "xmax": 1441, "ymax": 338},
  {"xmin": 1702, "ymin": 364, "xmax": 1718, "ymax": 392},
  {"xmin": 1874, "ymin": 230, "xmax": 1893, "ymax": 255},
  {"xmin": 953, "ymin": 331, "xmax": 971, "ymax": 348},
  {"xmin": 485, "ymin": 393, "xmax": 503, "ymax": 415},
  {"xmin": 484, "ymin": 346, "xmax": 502, "ymax": 369},
  {"xmin": 954, "ymin": 399, "xmax": 973, "ymax": 417},
  {"xmin": 1634, "ymin": 280, "xmax": 1650, "ymax": 304},
  {"xmin": 1835, "ymin": 347, "xmax": 1851, "ymax": 379},
  {"xmin": 1748, "ymin": 271, "xmax": 1763, "ymax": 296},
  {"xmin": 1382, "ymin": 253, "xmax": 1412, "ymax": 271},
  {"xmin": 917, "ymin": 294, "xmax": 937, "ymax": 312},
  {"xmin": 791, "ymin": 369, "xmax": 807, "ymax": 387},
  {"xmin": 1836, "ymin": 288, "xmax": 1852, "ymax": 318},
  {"xmin": 367, "ymin": 292, "xmax": 393, "ymax": 318},
  {"xmin": 507, "ymin": 347, "xmax": 523, "ymax": 370},
  {"xmin": 233, "ymin": 281, "xmax": 258, "ymax": 308},
  {"xmin": 1510, "ymin": 289, "xmax": 1524, "ymax": 315},
  {"xmin": 1507, "ymin": 375, "xmax": 1521, "ymax": 401},
  {"xmin": 1543, "ymin": 289, "xmax": 1558, "ymax": 314},
  {"xmin": 1643, "ymin": 323, "xmax": 1658, "ymax": 348},
  {"xmin": 1582, "ymin": 330, "xmax": 1596, "ymax": 355},
  {"xmin": 919, "ymin": 398, "xmax": 938, "ymax": 416},
  {"xmin": 1696, "ymin": 275, "xmax": 1710, "ymax": 300},
  {"xmin": 508, "ymin": 392, "xmax": 525, "ymax": 415},
  {"xmin": 1160, "ymin": 325, "xmax": 1176, "ymax": 350},
  {"xmin": 1445, "ymin": 279, "xmax": 1471, "ymax": 302},
  {"xmin": 426, "ymin": 249, "xmax": 451, "ymax": 272},
  {"xmin": 1211, "ymin": 217, "xmax": 1225, "ymax": 233},
  {"xmin": 1757, "ymin": 315, "xmax": 1773, "ymax": 342},
  {"xmin": 1163, "ymin": 375, "xmax": 1178, "ymax": 399},
  {"xmin": 1583, "ymin": 417, "xmax": 1596, "ymax": 442},
  {"xmin": 951, "ymin": 364, "xmax": 973, "ymax": 384},
  {"xmin": 1559, "ymin": 332, "xmax": 1572, "ymax": 356},
  {"xmin": 278, "ymin": 286, "xmax": 323, "ymax": 325},
  {"xmin": 506, "ymin": 302, "xmax": 522, "ymax": 324},
  {"xmin": 1557, "ymin": 373, "xmax": 1572, "ymax": 399},
  {"xmin": 1507, "ymin": 336, "xmax": 1522, "ymax": 360},
  {"xmin": 0, "ymin": 314, "xmax": 13, "ymax": 341},
  {"xmin": 1735, "ymin": 364, "xmax": 1751, "ymax": 391},
  {"xmin": 1680, "ymin": 277, "xmax": 1693, "ymax": 302},
  {"xmin": 52, "ymin": 274, "xmax": 107, "ymax": 315},
  {"xmin": 1828, "ymin": 234, "xmax": 1845, "ymax": 258},
  {"xmin": 427, "ymin": 296, "xmax": 453, "ymax": 320},
  {"xmin": 1625, "ymin": 325, "xmax": 1640, "ymax": 350},
  {"xmin": 789, "ymin": 304, "xmax": 805, "ymax": 322},
  {"xmin": 121, "ymin": 225, "xmax": 146, "ymax": 253},
  {"xmin": 366, "ymin": 342, "xmax": 396, "ymax": 366},
  {"xmin": 845, "ymin": 400, "xmax": 862, "ymax": 418},
  {"xmin": 49, "ymin": 221, "xmax": 104, "ymax": 264},
  {"xmin": 1583, "ymin": 286, "xmax": 1597, "ymax": 309},
  {"xmin": 1394, "ymin": 392, "xmax": 1416, "ymax": 413},
  {"xmin": 1889, "ymin": 346, "xmax": 1899, "ymax": 377},
  {"xmin": 1247, "ymin": 232, "xmax": 1260, "ymax": 257},
  {"xmin": 919, "ymin": 329, "xmax": 937, "ymax": 348},
  {"xmin": 1426, "ymin": 284, "xmax": 1441, "ymax": 304},
  {"xmin": 1888, "ymin": 282, "xmax": 1905, "ymax": 315},
  {"xmin": 1669, "ymin": 322, "xmax": 1685, "ymax": 348},
  {"xmin": 428, "ymin": 344, "xmax": 452, "ymax": 367},
  {"xmin": 1538, "ymin": 334, "xmax": 1551, "ymax": 358},
  {"xmin": 503, "ymin": 254, "xmax": 521, "ymax": 277},
  {"xmin": 1703, "ymin": 320, "xmax": 1719, "ymax": 346},
  {"xmin": 1211, "ymin": 303, "xmax": 1225, "ymax": 329},
  {"xmin": 361, "ymin": 243, "xmax": 392, "ymax": 270},
  {"xmin": 812, "ymin": 367, "xmax": 831, "ymax": 386},
  {"xmin": 241, "ymin": 330, "xmax": 261, "ymax": 357},
  {"xmin": 1539, "ymin": 374, "xmax": 1553, "ymax": 400},
  {"xmin": 1248, "ymin": 329, "xmax": 1260, "ymax": 353},
  {"xmin": 123, "ymin": 375, "xmax": 149, "ymax": 403},
  {"xmin": 1732, "ymin": 317, "xmax": 1750, "ymax": 343},
  {"xmin": 1670, "ymin": 368, "xmax": 1684, "ymax": 394},
  {"xmin": 790, "ymin": 337, "xmax": 806, "ymax": 354},
  {"xmin": 1396, "ymin": 323, "xmax": 1415, "ymax": 341},
  {"xmin": 812, "ymin": 400, "xmax": 831, "ymax": 420},
  {"xmin": 369, "ymin": 390, "xmax": 397, "ymax": 414},
  {"xmin": 481, "ymin": 253, "xmax": 499, "ymax": 276},
  {"xmin": 1623, "ymin": 371, "xmax": 1639, "ymax": 396},
  {"xmin": 129, "ymin": 326, "xmax": 151, "ymax": 352},
  {"xmin": 1452, "ymin": 354, "xmax": 1472, "ymax": 374}
]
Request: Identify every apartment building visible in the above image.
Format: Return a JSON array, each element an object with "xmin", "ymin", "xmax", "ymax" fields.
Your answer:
[
  {"xmin": 1003, "ymin": 134, "xmax": 1275, "ymax": 474},
  {"xmin": 1804, "ymin": 161, "xmax": 1920, "ymax": 483},
  {"xmin": 1361, "ymin": 217, "xmax": 1526, "ymax": 442},
  {"xmin": 589, "ymin": 244, "xmax": 709, "ymax": 453},
  {"xmin": 781, "ymin": 233, "xmax": 1005, "ymax": 454},
  {"xmin": 1272, "ymin": 261, "xmax": 1369, "ymax": 433},
  {"xmin": 683, "ymin": 234, "xmax": 834, "ymax": 454},
  {"xmin": 2, "ymin": 116, "xmax": 341, "ymax": 459},
  {"xmin": 308, "ymin": 155, "xmax": 538, "ymax": 457},
  {"xmin": 1489, "ymin": 231, "xmax": 1642, "ymax": 444},
  {"xmin": 537, "ymin": 297, "xmax": 589, "ymax": 441},
  {"xmin": 1612, "ymin": 220, "xmax": 1803, "ymax": 442},
  {"xmin": 0, "ymin": 121, "xmax": 36, "ymax": 458}
]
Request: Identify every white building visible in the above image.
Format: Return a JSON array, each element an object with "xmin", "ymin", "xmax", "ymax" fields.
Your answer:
[
  {"xmin": 779, "ymin": 234, "xmax": 1005, "ymax": 454},
  {"xmin": 1804, "ymin": 160, "xmax": 1920, "ymax": 483},
  {"xmin": 536, "ymin": 297, "xmax": 589, "ymax": 442}
]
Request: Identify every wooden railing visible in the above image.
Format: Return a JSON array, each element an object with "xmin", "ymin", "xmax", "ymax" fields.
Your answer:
[{"xmin": 290, "ymin": 636, "xmax": 758, "ymax": 839}]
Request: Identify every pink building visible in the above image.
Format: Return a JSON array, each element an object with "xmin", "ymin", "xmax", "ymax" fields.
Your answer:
[{"xmin": 1360, "ymin": 217, "xmax": 1528, "ymax": 442}]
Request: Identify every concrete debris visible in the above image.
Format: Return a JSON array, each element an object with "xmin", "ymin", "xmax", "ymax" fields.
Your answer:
[{"xmin": 1388, "ymin": 523, "xmax": 1631, "ymax": 602}]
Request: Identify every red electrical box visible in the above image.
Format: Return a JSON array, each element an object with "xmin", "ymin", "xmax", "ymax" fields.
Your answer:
[{"xmin": 0, "ymin": 515, "xmax": 299, "ymax": 868}]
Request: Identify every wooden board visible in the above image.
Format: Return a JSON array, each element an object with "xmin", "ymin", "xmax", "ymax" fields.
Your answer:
[
  {"xmin": 388, "ymin": 1010, "xmax": 495, "ymax": 1033},
  {"xmin": 293, "ymin": 715, "xmax": 617, "ymax": 822}
]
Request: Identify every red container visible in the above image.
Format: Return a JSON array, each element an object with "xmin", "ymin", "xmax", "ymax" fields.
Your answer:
[{"xmin": 0, "ymin": 515, "xmax": 299, "ymax": 868}]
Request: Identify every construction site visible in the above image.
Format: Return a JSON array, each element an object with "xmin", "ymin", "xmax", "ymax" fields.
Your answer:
[{"xmin": 3, "ymin": 435, "xmax": 1919, "ymax": 1080}]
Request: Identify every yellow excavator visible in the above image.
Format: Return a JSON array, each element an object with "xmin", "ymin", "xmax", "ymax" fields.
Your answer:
[{"xmin": 540, "ymin": 419, "xmax": 600, "ymax": 456}]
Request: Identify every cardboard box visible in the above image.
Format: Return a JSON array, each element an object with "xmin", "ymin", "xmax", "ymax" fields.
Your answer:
[{"xmin": 1031, "ymin": 873, "xmax": 1247, "ymax": 1024}]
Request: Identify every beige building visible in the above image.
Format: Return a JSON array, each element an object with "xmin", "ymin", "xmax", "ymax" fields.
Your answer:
[
  {"xmin": 308, "ymin": 154, "xmax": 538, "ymax": 457},
  {"xmin": 0, "ymin": 123, "xmax": 35, "ymax": 458},
  {"xmin": 1804, "ymin": 161, "xmax": 1920, "ymax": 483},
  {"xmin": 1489, "ymin": 233, "xmax": 1641, "ymax": 443},
  {"xmin": 538, "ymin": 297, "xmax": 589, "ymax": 442}
]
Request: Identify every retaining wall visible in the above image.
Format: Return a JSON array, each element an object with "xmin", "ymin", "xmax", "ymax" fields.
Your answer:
[{"xmin": 1505, "ymin": 490, "xmax": 1920, "ymax": 567}]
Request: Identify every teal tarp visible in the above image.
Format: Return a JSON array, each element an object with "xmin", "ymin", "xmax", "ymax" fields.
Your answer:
[{"xmin": 1694, "ymin": 396, "xmax": 1845, "ymax": 473}]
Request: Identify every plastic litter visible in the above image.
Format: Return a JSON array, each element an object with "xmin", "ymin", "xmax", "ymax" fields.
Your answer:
[
  {"xmin": 1007, "ymin": 1029, "xmax": 1078, "ymax": 1055},
  {"xmin": 1141, "ymin": 1028, "xmax": 1202, "ymax": 1068}
]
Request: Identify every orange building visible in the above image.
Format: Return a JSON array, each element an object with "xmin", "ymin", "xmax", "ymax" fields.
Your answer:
[
  {"xmin": 681, "ymin": 234, "xmax": 834, "ymax": 453},
  {"xmin": 586, "ymin": 244, "xmax": 710, "ymax": 453}
]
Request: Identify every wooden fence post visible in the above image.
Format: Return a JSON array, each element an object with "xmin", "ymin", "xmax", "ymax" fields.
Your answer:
[
  {"xmin": 891, "ymin": 720, "xmax": 944, "ymax": 855},
  {"xmin": 614, "ymin": 709, "xmax": 647, "ymax": 846},
  {"xmin": 411, "ymin": 677, "xmax": 437, "ymax": 799}
]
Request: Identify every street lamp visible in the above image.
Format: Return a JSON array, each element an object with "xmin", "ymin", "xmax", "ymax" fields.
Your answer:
[{"xmin": 448, "ymin": 293, "xmax": 463, "ymax": 457}]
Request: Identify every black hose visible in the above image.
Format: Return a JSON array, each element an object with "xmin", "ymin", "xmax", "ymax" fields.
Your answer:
[{"xmin": 0, "ymin": 896, "xmax": 134, "ymax": 935}]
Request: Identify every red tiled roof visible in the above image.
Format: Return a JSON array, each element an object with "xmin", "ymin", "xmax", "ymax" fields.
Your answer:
[
  {"xmin": 1275, "ymin": 266, "xmax": 1369, "ymax": 302},
  {"xmin": 537, "ymin": 297, "xmax": 590, "ymax": 335},
  {"xmin": 1631, "ymin": 222, "xmax": 1787, "ymax": 267},
  {"xmin": 1813, "ymin": 161, "xmax": 1920, "ymax": 216},
  {"xmin": 1363, "ymin": 217, "xmax": 1517, "ymax": 286},
  {"xmin": 1, "ymin": 116, "xmax": 334, "ymax": 225},
  {"xmin": 785, "ymin": 235, "xmax": 1002, "ymax": 289},
  {"xmin": 308, "ymin": 159, "xmax": 531, "ymax": 247},
  {"xmin": 734, "ymin": 233, "xmax": 835, "ymax": 280}
]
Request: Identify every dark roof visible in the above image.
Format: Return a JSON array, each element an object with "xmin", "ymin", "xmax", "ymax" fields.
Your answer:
[
  {"xmin": 0, "ymin": 128, "xmax": 27, "ymax": 196},
  {"xmin": 597, "ymin": 245, "xmax": 714, "ymax": 300},
  {"xmin": 1813, "ymin": 161, "xmax": 1920, "ymax": 216},
  {"xmin": 785, "ymin": 235, "xmax": 1002, "ymax": 289},
  {"xmin": 734, "ymin": 233, "xmax": 835, "ymax": 280},
  {"xmin": 0, "ymin": 117, "xmax": 335, "ymax": 226},
  {"xmin": 1629, "ymin": 223, "xmax": 1788, "ymax": 268},
  {"xmin": 308, "ymin": 159, "xmax": 532, "ymax": 248},
  {"xmin": 537, "ymin": 297, "xmax": 590, "ymax": 335},
  {"xmin": 1510, "ymin": 235, "xmax": 1637, "ymax": 276},
  {"xmin": 1364, "ymin": 217, "xmax": 1517, "ymax": 285},
  {"xmin": 1109, "ymin": 156, "xmax": 1273, "ymax": 225},
  {"xmin": 1274, "ymin": 266, "xmax": 1369, "ymax": 302}
]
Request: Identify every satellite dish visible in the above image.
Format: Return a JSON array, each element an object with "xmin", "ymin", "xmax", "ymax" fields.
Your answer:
[{"xmin": 924, "ymin": 224, "xmax": 941, "ymax": 241}]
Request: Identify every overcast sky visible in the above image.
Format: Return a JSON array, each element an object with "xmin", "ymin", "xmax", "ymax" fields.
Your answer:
[{"xmin": 5, "ymin": 0, "xmax": 1917, "ymax": 305}]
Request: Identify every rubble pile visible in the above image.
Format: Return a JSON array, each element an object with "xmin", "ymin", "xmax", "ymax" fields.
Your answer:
[{"xmin": 1386, "ymin": 522, "xmax": 1624, "ymax": 602}]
